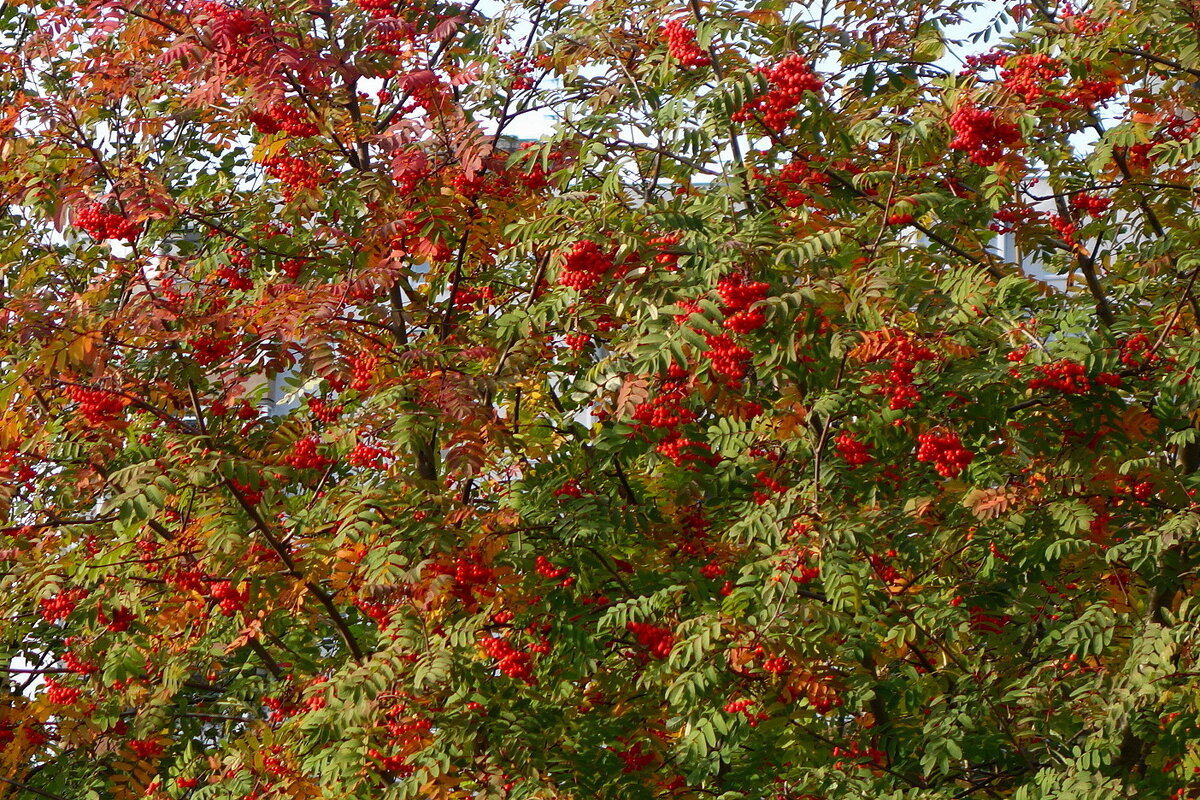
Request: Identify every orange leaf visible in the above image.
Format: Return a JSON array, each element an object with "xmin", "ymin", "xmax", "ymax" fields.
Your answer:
[
  {"xmin": 1117, "ymin": 407, "xmax": 1158, "ymax": 441},
  {"xmin": 963, "ymin": 486, "xmax": 1021, "ymax": 520}
]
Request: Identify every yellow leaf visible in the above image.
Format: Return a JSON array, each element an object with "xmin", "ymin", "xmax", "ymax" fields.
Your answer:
[{"xmin": 67, "ymin": 330, "xmax": 102, "ymax": 368}]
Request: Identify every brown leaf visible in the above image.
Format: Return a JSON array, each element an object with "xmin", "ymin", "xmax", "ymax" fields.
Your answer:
[
  {"xmin": 731, "ymin": 8, "xmax": 783, "ymax": 24},
  {"xmin": 616, "ymin": 373, "xmax": 650, "ymax": 419},
  {"xmin": 941, "ymin": 340, "xmax": 977, "ymax": 359},
  {"xmin": 445, "ymin": 431, "xmax": 487, "ymax": 477}
]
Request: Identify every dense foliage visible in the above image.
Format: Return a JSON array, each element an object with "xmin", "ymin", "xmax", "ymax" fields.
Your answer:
[{"xmin": 3, "ymin": 0, "xmax": 1200, "ymax": 797}]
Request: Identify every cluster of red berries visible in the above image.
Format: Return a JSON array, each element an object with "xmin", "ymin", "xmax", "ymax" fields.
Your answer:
[
  {"xmin": 355, "ymin": 598, "xmax": 396, "ymax": 631},
  {"xmin": 724, "ymin": 698, "xmax": 769, "ymax": 726},
  {"xmin": 648, "ymin": 233, "xmax": 682, "ymax": 270},
  {"xmin": 1062, "ymin": 4, "xmax": 1109, "ymax": 34},
  {"xmin": 963, "ymin": 49, "xmax": 1007, "ymax": 72},
  {"xmin": 1119, "ymin": 333, "xmax": 1161, "ymax": 370},
  {"xmin": 887, "ymin": 212, "xmax": 915, "ymax": 226},
  {"xmin": 861, "ymin": 330, "xmax": 937, "ymax": 410},
  {"xmin": 285, "ymin": 436, "xmax": 332, "ymax": 470},
  {"xmin": 594, "ymin": 314, "xmax": 624, "ymax": 333},
  {"xmin": 233, "ymin": 399, "xmax": 259, "ymax": 419},
  {"xmin": 97, "ymin": 606, "xmax": 135, "ymax": 632},
  {"xmin": 380, "ymin": 703, "xmax": 433, "ymax": 752},
  {"xmin": 262, "ymin": 746, "xmax": 292, "ymax": 777},
  {"xmin": 355, "ymin": 0, "xmax": 400, "ymax": 19},
  {"xmin": 916, "ymin": 430, "xmax": 974, "ymax": 478},
  {"xmin": 867, "ymin": 550, "xmax": 902, "ymax": 588},
  {"xmin": 758, "ymin": 157, "xmax": 832, "ymax": 208},
  {"xmin": 762, "ymin": 655, "xmax": 791, "ymax": 674},
  {"xmin": 655, "ymin": 436, "xmax": 718, "ymax": 467},
  {"xmin": 190, "ymin": 333, "xmax": 235, "ymax": 367},
  {"xmin": 659, "ymin": 19, "xmax": 710, "ymax": 67},
  {"xmin": 479, "ymin": 634, "xmax": 535, "ymax": 682},
  {"xmin": 557, "ymin": 240, "xmax": 614, "ymax": 292},
  {"xmin": 500, "ymin": 52, "xmax": 535, "ymax": 91},
  {"xmin": 213, "ymin": 263, "xmax": 254, "ymax": 291},
  {"xmin": 211, "ymin": 581, "xmax": 248, "ymax": 616},
  {"xmin": 129, "ymin": 739, "xmax": 164, "ymax": 759},
  {"xmin": 1001, "ymin": 53, "xmax": 1067, "ymax": 104},
  {"xmin": 44, "ymin": 679, "xmax": 82, "ymax": 706},
  {"xmin": 451, "ymin": 555, "xmax": 494, "ymax": 590},
  {"xmin": 1048, "ymin": 213, "xmax": 1077, "ymax": 246},
  {"xmin": 753, "ymin": 469, "xmax": 789, "ymax": 505},
  {"xmin": 249, "ymin": 102, "xmax": 319, "ymax": 137},
  {"xmin": 776, "ymin": 550, "xmax": 820, "ymax": 584},
  {"xmin": 61, "ymin": 647, "xmax": 98, "ymax": 675},
  {"xmin": 350, "ymin": 353, "xmax": 378, "ymax": 391},
  {"xmin": 40, "ymin": 589, "xmax": 88, "ymax": 623},
  {"xmin": 1123, "ymin": 477, "xmax": 1156, "ymax": 502},
  {"xmin": 629, "ymin": 366, "xmax": 719, "ymax": 467},
  {"xmin": 564, "ymin": 333, "xmax": 591, "ymax": 351},
  {"xmin": 834, "ymin": 431, "xmax": 872, "ymax": 467},
  {"xmin": 76, "ymin": 202, "xmax": 139, "ymax": 242},
  {"xmin": 426, "ymin": 552, "xmax": 497, "ymax": 603},
  {"xmin": 1064, "ymin": 77, "xmax": 1119, "ymax": 109},
  {"xmin": 1071, "ymin": 192, "xmax": 1111, "ymax": 216},
  {"xmin": 968, "ymin": 47, "xmax": 1116, "ymax": 109},
  {"xmin": 614, "ymin": 741, "xmax": 655, "ymax": 773},
  {"xmin": 831, "ymin": 741, "xmax": 886, "ymax": 771},
  {"xmin": 368, "ymin": 748, "xmax": 415, "ymax": 777},
  {"xmin": 968, "ymin": 606, "xmax": 1011, "ymax": 635},
  {"xmin": 196, "ymin": 0, "xmax": 289, "ymax": 77},
  {"xmin": 703, "ymin": 332, "xmax": 754, "ymax": 383},
  {"xmin": 733, "ymin": 54, "xmax": 823, "ymax": 131},
  {"xmin": 0, "ymin": 449, "xmax": 35, "ymax": 486},
  {"xmin": 195, "ymin": 1, "xmax": 262, "ymax": 47},
  {"xmin": 265, "ymin": 155, "xmax": 326, "ymax": 198},
  {"xmin": 723, "ymin": 308, "xmax": 765, "ymax": 334},
  {"xmin": 1027, "ymin": 359, "xmax": 1091, "ymax": 394},
  {"xmin": 453, "ymin": 284, "xmax": 498, "ymax": 309},
  {"xmin": 349, "ymin": 441, "xmax": 392, "ymax": 469},
  {"xmin": 631, "ymin": 370, "xmax": 697, "ymax": 432},
  {"xmin": 553, "ymin": 478, "xmax": 586, "ymax": 498},
  {"xmin": 534, "ymin": 555, "xmax": 570, "ymax": 581},
  {"xmin": 717, "ymin": 273, "xmax": 771, "ymax": 333},
  {"xmin": 990, "ymin": 203, "xmax": 1041, "ymax": 234},
  {"xmin": 392, "ymin": 160, "xmax": 431, "ymax": 196},
  {"xmin": 225, "ymin": 244, "xmax": 253, "ymax": 270},
  {"xmin": 948, "ymin": 104, "xmax": 1022, "ymax": 167},
  {"xmin": 66, "ymin": 385, "xmax": 130, "ymax": 426},
  {"xmin": 279, "ymin": 257, "xmax": 306, "ymax": 280},
  {"xmin": 627, "ymin": 621, "xmax": 674, "ymax": 659},
  {"xmin": 167, "ymin": 568, "xmax": 206, "ymax": 594},
  {"xmin": 453, "ymin": 162, "xmax": 530, "ymax": 202},
  {"xmin": 307, "ymin": 397, "xmax": 342, "ymax": 423},
  {"xmin": 1127, "ymin": 114, "xmax": 1200, "ymax": 170},
  {"xmin": 229, "ymin": 478, "xmax": 263, "ymax": 505}
]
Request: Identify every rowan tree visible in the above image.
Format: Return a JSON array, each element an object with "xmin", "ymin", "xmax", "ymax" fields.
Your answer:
[{"xmin": 2, "ymin": 0, "xmax": 1200, "ymax": 798}]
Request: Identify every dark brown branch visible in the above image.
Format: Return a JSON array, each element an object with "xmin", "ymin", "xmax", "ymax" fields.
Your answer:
[
  {"xmin": 1111, "ymin": 48, "xmax": 1200, "ymax": 79},
  {"xmin": 0, "ymin": 776, "xmax": 72, "ymax": 800},
  {"xmin": 224, "ymin": 479, "xmax": 365, "ymax": 662}
]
